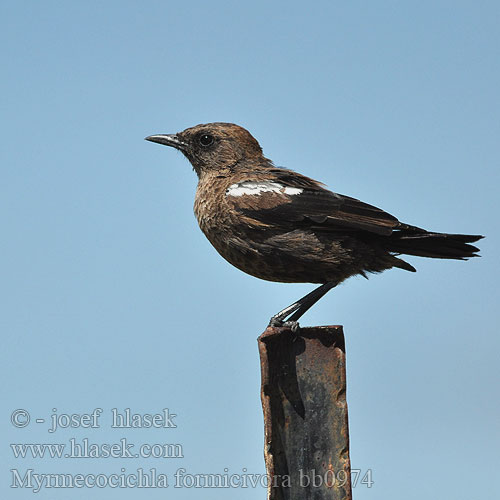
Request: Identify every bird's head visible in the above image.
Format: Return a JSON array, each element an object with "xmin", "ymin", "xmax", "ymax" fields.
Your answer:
[{"xmin": 146, "ymin": 122, "xmax": 269, "ymax": 177}]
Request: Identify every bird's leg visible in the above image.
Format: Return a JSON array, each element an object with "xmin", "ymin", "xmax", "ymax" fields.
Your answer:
[{"xmin": 269, "ymin": 281, "xmax": 338, "ymax": 329}]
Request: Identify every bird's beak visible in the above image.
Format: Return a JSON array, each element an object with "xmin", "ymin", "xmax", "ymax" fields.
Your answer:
[{"xmin": 145, "ymin": 134, "xmax": 187, "ymax": 151}]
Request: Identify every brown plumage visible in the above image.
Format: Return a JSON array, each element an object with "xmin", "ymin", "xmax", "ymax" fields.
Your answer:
[{"xmin": 146, "ymin": 122, "xmax": 483, "ymax": 326}]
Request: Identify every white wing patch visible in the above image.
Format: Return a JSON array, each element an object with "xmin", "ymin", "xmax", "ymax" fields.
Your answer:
[
  {"xmin": 283, "ymin": 186, "xmax": 303, "ymax": 195},
  {"xmin": 226, "ymin": 181, "xmax": 303, "ymax": 197}
]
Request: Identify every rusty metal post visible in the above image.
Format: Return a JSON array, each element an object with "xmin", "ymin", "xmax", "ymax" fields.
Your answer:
[{"xmin": 258, "ymin": 325, "xmax": 351, "ymax": 500}]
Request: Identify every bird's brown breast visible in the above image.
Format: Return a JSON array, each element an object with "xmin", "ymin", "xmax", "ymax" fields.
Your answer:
[{"xmin": 194, "ymin": 173, "xmax": 296, "ymax": 281}]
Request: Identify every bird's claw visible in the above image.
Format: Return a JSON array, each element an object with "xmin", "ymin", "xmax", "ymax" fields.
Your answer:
[
  {"xmin": 268, "ymin": 318, "xmax": 301, "ymax": 333},
  {"xmin": 283, "ymin": 320, "xmax": 300, "ymax": 333}
]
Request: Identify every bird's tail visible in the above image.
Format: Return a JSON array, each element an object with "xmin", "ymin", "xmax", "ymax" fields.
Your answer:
[{"xmin": 387, "ymin": 224, "xmax": 483, "ymax": 260}]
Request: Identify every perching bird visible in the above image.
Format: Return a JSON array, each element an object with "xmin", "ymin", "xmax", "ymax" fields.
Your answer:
[{"xmin": 146, "ymin": 123, "xmax": 482, "ymax": 327}]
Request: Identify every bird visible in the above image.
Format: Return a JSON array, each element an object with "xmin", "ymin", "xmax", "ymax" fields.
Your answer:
[{"xmin": 145, "ymin": 122, "xmax": 483, "ymax": 328}]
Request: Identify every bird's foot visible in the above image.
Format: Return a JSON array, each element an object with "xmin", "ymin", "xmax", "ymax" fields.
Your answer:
[
  {"xmin": 268, "ymin": 282, "xmax": 338, "ymax": 331},
  {"xmin": 268, "ymin": 318, "xmax": 301, "ymax": 333}
]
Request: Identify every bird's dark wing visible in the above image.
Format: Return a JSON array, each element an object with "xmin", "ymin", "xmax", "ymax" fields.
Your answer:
[{"xmin": 226, "ymin": 175, "xmax": 399, "ymax": 236}]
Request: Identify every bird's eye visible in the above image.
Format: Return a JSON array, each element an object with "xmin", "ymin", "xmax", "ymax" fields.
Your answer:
[{"xmin": 199, "ymin": 134, "xmax": 214, "ymax": 147}]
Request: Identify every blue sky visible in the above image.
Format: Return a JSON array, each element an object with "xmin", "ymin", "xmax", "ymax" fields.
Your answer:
[{"xmin": 1, "ymin": 1, "xmax": 499, "ymax": 499}]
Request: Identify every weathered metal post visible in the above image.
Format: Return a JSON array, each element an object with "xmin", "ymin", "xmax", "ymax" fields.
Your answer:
[{"xmin": 258, "ymin": 325, "xmax": 351, "ymax": 500}]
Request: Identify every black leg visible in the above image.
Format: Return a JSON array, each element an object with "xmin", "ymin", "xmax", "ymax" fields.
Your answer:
[{"xmin": 269, "ymin": 282, "xmax": 338, "ymax": 328}]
